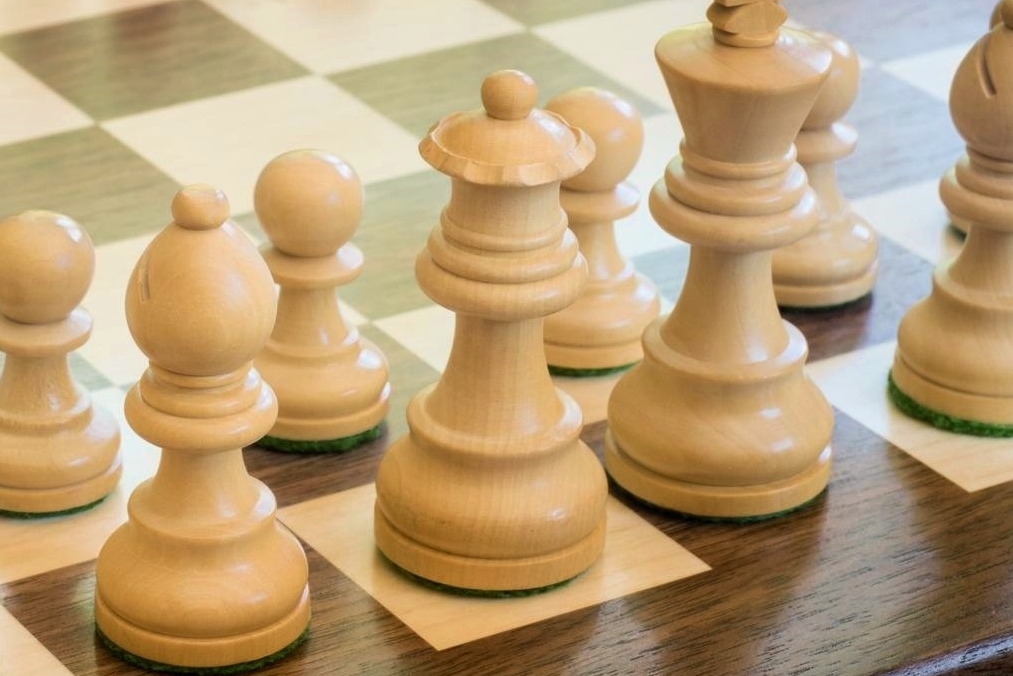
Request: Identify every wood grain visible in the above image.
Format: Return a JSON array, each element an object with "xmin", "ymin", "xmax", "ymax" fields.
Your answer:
[
  {"xmin": 1, "ymin": 0, "xmax": 1011, "ymax": 673},
  {"xmin": 10, "ymin": 413, "xmax": 1013, "ymax": 674}
]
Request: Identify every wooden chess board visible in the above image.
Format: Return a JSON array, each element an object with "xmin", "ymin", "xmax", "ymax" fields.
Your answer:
[{"xmin": 0, "ymin": 0, "xmax": 1007, "ymax": 673}]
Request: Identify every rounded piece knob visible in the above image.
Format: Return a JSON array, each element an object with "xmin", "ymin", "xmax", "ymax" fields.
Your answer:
[
  {"xmin": 546, "ymin": 87, "xmax": 644, "ymax": 193},
  {"xmin": 254, "ymin": 149, "xmax": 363, "ymax": 258},
  {"xmin": 481, "ymin": 70, "xmax": 537, "ymax": 121},
  {"xmin": 171, "ymin": 185, "xmax": 230, "ymax": 231},
  {"xmin": 0, "ymin": 210, "xmax": 94, "ymax": 324}
]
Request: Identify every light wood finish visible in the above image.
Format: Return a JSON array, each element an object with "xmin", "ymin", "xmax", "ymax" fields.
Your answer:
[
  {"xmin": 7, "ymin": 0, "xmax": 1013, "ymax": 673},
  {"xmin": 605, "ymin": 1, "xmax": 835, "ymax": 518},
  {"xmin": 892, "ymin": 5, "xmax": 1013, "ymax": 425},
  {"xmin": 773, "ymin": 32, "xmax": 878, "ymax": 308},
  {"xmin": 373, "ymin": 70, "xmax": 609, "ymax": 591},
  {"xmin": 254, "ymin": 149, "xmax": 391, "ymax": 446},
  {"xmin": 948, "ymin": 1, "xmax": 1004, "ymax": 234},
  {"xmin": 543, "ymin": 87, "xmax": 660, "ymax": 371},
  {"xmin": 0, "ymin": 211, "xmax": 121, "ymax": 515},
  {"xmin": 812, "ymin": 342, "xmax": 1013, "ymax": 492},
  {"xmin": 93, "ymin": 186, "xmax": 310, "ymax": 669},
  {"xmin": 706, "ymin": 0, "xmax": 787, "ymax": 48},
  {"xmin": 0, "ymin": 387, "xmax": 160, "ymax": 584},
  {"xmin": 553, "ymin": 370, "xmax": 625, "ymax": 429},
  {"xmin": 282, "ymin": 484, "xmax": 708, "ymax": 650}
]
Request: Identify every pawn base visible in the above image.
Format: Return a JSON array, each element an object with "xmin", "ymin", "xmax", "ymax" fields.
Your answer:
[
  {"xmin": 0, "ymin": 495, "xmax": 108, "ymax": 520},
  {"xmin": 604, "ymin": 430, "xmax": 832, "ymax": 520},
  {"xmin": 0, "ymin": 461, "xmax": 121, "ymax": 517},
  {"xmin": 95, "ymin": 586, "xmax": 311, "ymax": 673},
  {"xmin": 258, "ymin": 423, "xmax": 383, "ymax": 453},
  {"xmin": 547, "ymin": 362, "xmax": 635, "ymax": 378},
  {"xmin": 543, "ymin": 268, "xmax": 659, "ymax": 374},
  {"xmin": 262, "ymin": 383, "xmax": 390, "ymax": 453},
  {"xmin": 374, "ymin": 503, "xmax": 606, "ymax": 593},
  {"xmin": 773, "ymin": 216, "xmax": 878, "ymax": 309},
  {"xmin": 774, "ymin": 262, "xmax": 877, "ymax": 309},
  {"xmin": 543, "ymin": 339, "xmax": 644, "ymax": 375},
  {"xmin": 0, "ymin": 403, "xmax": 122, "ymax": 516}
]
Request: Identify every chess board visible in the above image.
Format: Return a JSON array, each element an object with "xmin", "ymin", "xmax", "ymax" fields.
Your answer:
[{"xmin": 0, "ymin": 0, "xmax": 1008, "ymax": 674}]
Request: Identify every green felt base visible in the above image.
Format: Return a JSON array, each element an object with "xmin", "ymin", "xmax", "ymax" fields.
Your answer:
[
  {"xmin": 380, "ymin": 551, "xmax": 575, "ymax": 598},
  {"xmin": 548, "ymin": 362, "xmax": 636, "ymax": 378},
  {"xmin": 257, "ymin": 423, "xmax": 382, "ymax": 453},
  {"xmin": 777, "ymin": 292, "xmax": 872, "ymax": 314},
  {"xmin": 608, "ymin": 476, "xmax": 826, "ymax": 523},
  {"xmin": 0, "ymin": 495, "xmax": 108, "ymax": 520},
  {"xmin": 96, "ymin": 625, "xmax": 309, "ymax": 674},
  {"xmin": 887, "ymin": 372, "xmax": 1013, "ymax": 437}
]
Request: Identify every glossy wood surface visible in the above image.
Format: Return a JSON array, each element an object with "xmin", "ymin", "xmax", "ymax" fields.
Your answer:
[{"xmin": 0, "ymin": 0, "xmax": 1009, "ymax": 674}]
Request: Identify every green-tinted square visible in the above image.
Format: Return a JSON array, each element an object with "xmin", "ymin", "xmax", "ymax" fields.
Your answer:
[
  {"xmin": 0, "ymin": 127, "xmax": 180, "ymax": 245},
  {"xmin": 0, "ymin": 0, "xmax": 308, "ymax": 121},
  {"xmin": 339, "ymin": 171, "xmax": 449, "ymax": 321},
  {"xmin": 483, "ymin": 0, "xmax": 657, "ymax": 26},
  {"xmin": 632, "ymin": 244, "xmax": 688, "ymax": 302},
  {"xmin": 358, "ymin": 324, "xmax": 440, "ymax": 440},
  {"xmin": 330, "ymin": 32, "xmax": 663, "ymax": 139}
]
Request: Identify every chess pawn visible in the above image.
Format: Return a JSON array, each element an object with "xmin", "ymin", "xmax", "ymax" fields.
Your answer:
[
  {"xmin": 254, "ymin": 149, "xmax": 390, "ymax": 452},
  {"xmin": 94, "ymin": 186, "xmax": 310, "ymax": 671},
  {"xmin": 890, "ymin": 2, "xmax": 1013, "ymax": 434},
  {"xmin": 772, "ymin": 31, "xmax": 878, "ymax": 308},
  {"xmin": 605, "ymin": 1, "xmax": 835, "ymax": 519},
  {"xmin": 0, "ymin": 211, "xmax": 121, "ymax": 516},
  {"xmin": 542, "ymin": 87, "xmax": 660, "ymax": 374},
  {"xmin": 374, "ymin": 70, "xmax": 608, "ymax": 593}
]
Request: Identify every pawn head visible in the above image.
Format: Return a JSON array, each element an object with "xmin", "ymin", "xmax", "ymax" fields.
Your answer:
[
  {"xmin": 546, "ymin": 87, "xmax": 643, "ymax": 193},
  {"xmin": 0, "ymin": 211, "xmax": 94, "ymax": 324},
  {"xmin": 802, "ymin": 32, "xmax": 859, "ymax": 130},
  {"xmin": 254, "ymin": 149, "xmax": 363, "ymax": 259}
]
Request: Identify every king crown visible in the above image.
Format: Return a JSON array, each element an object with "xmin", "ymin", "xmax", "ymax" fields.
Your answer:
[{"xmin": 707, "ymin": 0, "xmax": 787, "ymax": 47}]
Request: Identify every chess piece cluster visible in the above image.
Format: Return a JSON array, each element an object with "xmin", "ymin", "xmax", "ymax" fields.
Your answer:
[
  {"xmin": 0, "ymin": 1, "xmax": 897, "ymax": 670},
  {"xmin": 605, "ymin": 0, "xmax": 835, "ymax": 519},
  {"xmin": 891, "ymin": 0, "xmax": 1013, "ymax": 435},
  {"xmin": 0, "ymin": 149, "xmax": 387, "ymax": 670}
]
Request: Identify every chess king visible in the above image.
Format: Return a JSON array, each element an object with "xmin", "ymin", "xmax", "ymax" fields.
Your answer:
[{"xmin": 605, "ymin": 0, "xmax": 836, "ymax": 519}]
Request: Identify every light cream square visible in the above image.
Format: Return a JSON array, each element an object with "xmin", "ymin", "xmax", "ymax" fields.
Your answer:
[
  {"xmin": 809, "ymin": 342, "xmax": 1013, "ymax": 492},
  {"xmin": 103, "ymin": 76, "xmax": 426, "ymax": 216},
  {"xmin": 280, "ymin": 483, "xmax": 710, "ymax": 650},
  {"xmin": 204, "ymin": 0, "xmax": 523, "ymax": 74}
]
